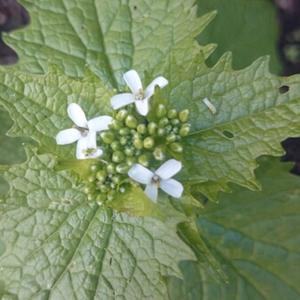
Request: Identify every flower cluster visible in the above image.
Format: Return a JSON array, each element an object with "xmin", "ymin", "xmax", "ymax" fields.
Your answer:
[{"xmin": 56, "ymin": 70, "xmax": 190, "ymax": 203}]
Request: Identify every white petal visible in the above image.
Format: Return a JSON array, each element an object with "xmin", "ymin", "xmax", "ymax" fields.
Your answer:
[
  {"xmin": 56, "ymin": 128, "xmax": 81, "ymax": 145},
  {"xmin": 111, "ymin": 93, "xmax": 135, "ymax": 110},
  {"xmin": 123, "ymin": 70, "xmax": 143, "ymax": 94},
  {"xmin": 145, "ymin": 76, "xmax": 168, "ymax": 98},
  {"xmin": 76, "ymin": 137, "xmax": 88, "ymax": 159},
  {"xmin": 76, "ymin": 131, "xmax": 97, "ymax": 159},
  {"xmin": 160, "ymin": 179, "xmax": 183, "ymax": 198},
  {"xmin": 67, "ymin": 103, "xmax": 88, "ymax": 128},
  {"xmin": 88, "ymin": 116, "xmax": 113, "ymax": 132},
  {"xmin": 134, "ymin": 98, "xmax": 149, "ymax": 116},
  {"xmin": 145, "ymin": 184, "xmax": 158, "ymax": 202},
  {"xmin": 155, "ymin": 159, "xmax": 182, "ymax": 180},
  {"xmin": 128, "ymin": 164, "xmax": 153, "ymax": 184}
]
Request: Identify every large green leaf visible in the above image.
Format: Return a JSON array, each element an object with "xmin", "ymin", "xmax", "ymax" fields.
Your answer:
[
  {"xmin": 0, "ymin": 147, "xmax": 194, "ymax": 299},
  {"xmin": 168, "ymin": 158, "xmax": 300, "ymax": 299},
  {"xmin": 197, "ymin": 0, "xmax": 281, "ymax": 73},
  {"xmin": 5, "ymin": 0, "xmax": 215, "ymax": 88}
]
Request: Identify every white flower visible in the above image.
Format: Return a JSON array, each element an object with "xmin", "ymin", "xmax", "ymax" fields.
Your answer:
[
  {"xmin": 56, "ymin": 103, "xmax": 112, "ymax": 160},
  {"xmin": 128, "ymin": 159, "xmax": 183, "ymax": 202},
  {"xmin": 111, "ymin": 69, "xmax": 168, "ymax": 116}
]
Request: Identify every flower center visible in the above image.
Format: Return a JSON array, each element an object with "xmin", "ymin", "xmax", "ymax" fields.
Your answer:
[
  {"xmin": 152, "ymin": 174, "xmax": 160, "ymax": 186},
  {"xmin": 134, "ymin": 89, "xmax": 144, "ymax": 101},
  {"xmin": 84, "ymin": 148, "xmax": 97, "ymax": 157},
  {"xmin": 76, "ymin": 126, "xmax": 89, "ymax": 137}
]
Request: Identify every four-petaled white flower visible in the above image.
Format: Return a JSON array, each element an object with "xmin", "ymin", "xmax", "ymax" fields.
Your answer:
[
  {"xmin": 111, "ymin": 69, "xmax": 168, "ymax": 116},
  {"xmin": 56, "ymin": 103, "xmax": 112, "ymax": 160},
  {"xmin": 128, "ymin": 159, "xmax": 183, "ymax": 202}
]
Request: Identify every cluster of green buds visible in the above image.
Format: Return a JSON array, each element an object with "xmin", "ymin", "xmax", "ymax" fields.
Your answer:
[{"xmin": 83, "ymin": 103, "xmax": 190, "ymax": 205}]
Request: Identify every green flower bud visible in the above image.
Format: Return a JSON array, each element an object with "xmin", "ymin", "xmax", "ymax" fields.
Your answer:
[
  {"xmin": 110, "ymin": 182, "xmax": 116, "ymax": 189},
  {"xmin": 165, "ymin": 125, "xmax": 172, "ymax": 133},
  {"xmin": 96, "ymin": 170, "xmax": 107, "ymax": 182},
  {"xmin": 179, "ymin": 124, "xmax": 191, "ymax": 137},
  {"xmin": 107, "ymin": 191, "xmax": 115, "ymax": 201},
  {"xmin": 112, "ymin": 175, "xmax": 121, "ymax": 184},
  {"xmin": 87, "ymin": 194, "xmax": 94, "ymax": 201},
  {"xmin": 172, "ymin": 127, "xmax": 179, "ymax": 134},
  {"xmin": 110, "ymin": 119, "xmax": 122, "ymax": 130},
  {"xmin": 116, "ymin": 163, "xmax": 129, "ymax": 174},
  {"xmin": 156, "ymin": 104, "xmax": 167, "ymax": 118},
  {"xmin": 90, "ymin": 164, "xmax": 98, "ymax": 172},
  {"xmin": 111, "ymin": 141, "xmax": 120, "ymax": 151},
  {"xmin": 168, "ymin": 109, "xmax": 177, "ymax": 119},
  {"xmin": 119, "ymin": 186, "xmax": 126, "ymax": 193},
  {"xmin": 138, "ymin": 154, "xmax": 150, "ymax": 167},
  {"xmin": 120, "ymin": 136, "xmax": 128, "ymax": 145},
  {"xmin": 106, "ymin": 163, "xmax": 116, "ymax": 174},
  {"xmin": 124, "ymin": 147, "xmax": 134, "ymax": 157},
  {"xmin": 143, "ymin": 137, "xmax": 155, "ymax": 149},
  {"xmin": 148, "ymin": 122, "xmax": 157, "ymax": 135},
  {"xmin": 166, "ymin": 133, "xmax": 177, "ymax": 143},
  {"xmin": 157, "ymin": 128, "xmax": 166, "ymax": 136},
  {"xmin": 96, "ymin": 194, "xmax": 106, "ymax": 203},
  {"xmin": 153, "ymin": 147, "xmax": 165, "ymax": 161},
  {"xmin": 125, "ymin": 115, "xmax": 138, "ymax": 129},
  {"xmin": 170, "ymin": 142, "xmax": 183, "ymax": 153},
  {"xmin": 133, "ymin": 138, "xmax": 143, "ymax": 150},
  {"xmin": 126, "ymin": 157, "xmax": 136, "ymax": 166},
  {"xmin": 179, "ymin": 109, "xmax": 190, "ymax": 123},
  {"xmin": 100, "ymin": 131, "xmax": 114, "ymax": 144},
  {"xmin": 135, "ymin": 149, "xmax": 142, "ymax": 156},
  {"xmin": 84, "ymin": 186, "xmax": 92, "ymax": 194},
  {"xmin": 87, "ymin": 175, "xmax": 95, "ymax": 183},
  {"xmin": 137, "ymin": 124, "xmax": 147, "ymax": 134},
  {"xmin": 132, "ymin": 131, "xmax": 141, "ymax": 139},
  {"xmin": 112, "ymin": 151, "xmax": 125, "ymax": 163},
  {"xmin": 158, "ymin": 117, "xmax": 169, "ymax": 128},
  {"xmin": 116, "ymin": 109, "xmax": 128, "ymax": 121},
  {"xmin": 119, "ymin": 128, "xmax": 130, "ymax": 136},
  {"xmin": 100, "ymin": 185, "xmax": 109, "ymax": 193},
  {"xmin": 171, "ymin": 119, "xmax": 180, "ymax": 126}
]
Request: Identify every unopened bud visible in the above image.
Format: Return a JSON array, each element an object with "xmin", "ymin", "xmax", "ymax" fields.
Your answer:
[
  {"xmin": 153, "ymin": 147, "xmax": 165, "ymax": 161},
  {"xmin": 125, "ymin": 115, "xmax": 138, "ymax": 129},
  {"xmin": 120, "ymin": 136, "xmax": 128, "ymax": 145},
  {"xmin": 143, "ymin": 137, "xmax": 155, "ymax": 149},
  {"xmin": 157, "ymin": 128, "xmax": 165, "ymax": 136},
  {"xmin": 124, "ymin": 147, "xmax": 134, "ymax": 157},
  {"xmin": 133, "ymin": 138, "xmax": 143, "ymax": 149},
  {"xmin": 110, "ymin": 119, "xmax": 122, "ymax": 130},
  {"xmin": 106, "ymin": 163, "xmax": 116, "ymax": 174},
  {"xmin": 171, "ymin": 119, "xmax": 180, "ymax": 126},
  {"xmin": 148, "ymin": 122, "xmax": 157, "ymax": 135},
  {"xmin": 168, "ymin": 109, "xmax": 177, "ymax": 119},
  {"xmin": 112, "ymin": 175, "xmax": 121, "ymax": 184},
  {"xmin": 116, "ymin": 109, "xmax": 128, "ymax": 121},
  {"xmin": 99, "ymin": 184, "xmax": 108, "ymax": 193},
  {"xmin": 179, "ymin": 109, "xmax": 189, "ymax": 122},
  {"xmin": 170, "ymin": 142, "xmax": 183, "ymax": 153},
  {"xmin": 116, "ymin": 163, "xmax": 129, "ymax": 174},
  {"xmin": 156, "ymin": 104, "xmax": 167, "ymax": 118},
  {"xmin": 88, "ymin": 175, "xmax": 95, "ymax": 183},
  {"xmin": 166, "ymin": 133, "xmax": 177, "ymax": 143},
  {"xmin": 158, "ymin": 117, "xmax": 169, "ymax": 128},
  {"xmin": 90, "ymin": 165, "xmax": 98, "ymax": 172},
  {"xmin": 96, "ymin": 170, "xmax": 107, "ymax": 182},
  {"xmin": 112, "ymin": 151, "xmax": 125, "ymax": 163},
  {"xmin": 138, "ymin": 154, "xmax": 150, "ymax": 166},
  {"xmin": 111, "ymin": 141, "xmax": 120, "ymax": 151},
  {"xmin": 137, "ymin": 124, "xmax": 147, "ymax": 134},
  {"xmin": 119, "ymin": 128, "xmax": 130, "ymax": 136},
  {"xmin": 126, "ymin": 157, "xmax": 136, "ymax": 166},
  {"xmin": 87, "ymin": 194, "xmax": 94, "ymax": 201},
  {"xmin": 100, "ymin": 131, "xmax": 114, "ymax": 144},
  {"xmin": 179, "ymin": 124, "xmax": 191, "ymax": 137}
]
